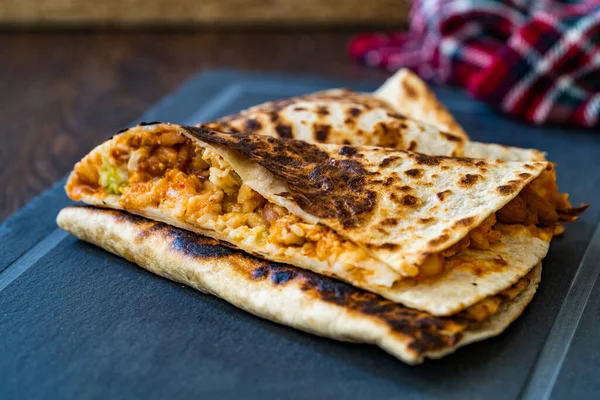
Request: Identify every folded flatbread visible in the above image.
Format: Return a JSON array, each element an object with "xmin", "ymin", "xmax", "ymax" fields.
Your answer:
[
  {"xmin": 65, "ymin": 123, "xmax": 585, "ymax": 315},
  {"xmin": 372, "ymin": 69, "xmax": 546, "ymax": 161},
  {"xmin": 374, "ymin": 68, "xmax": 469, "ymax": 140},
  {"xmin": 57, "ymin": 206, "xmax": 542, "ymax": 365},
  {"xmin": 204, "ymin": 88, "xmax": 545, "ymax": 162}
]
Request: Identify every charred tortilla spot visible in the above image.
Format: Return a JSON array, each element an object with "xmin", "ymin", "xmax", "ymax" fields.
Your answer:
[
  {"xmin": 436, "ymin": 190, "xmax": 452, "ymax": 201},
  {"xmin": 316, "ymin": 106, "xmax": 329, "ymax": 115},
  {"xmin": 387, "ymin": 112, "xmax": 407, "ymax": 120},
  {"xmin": 379, "ymin": 156, "xmax": 400, "ymax": 167},
  {"xmin": 249, "ymin": 263, "xmax": 298, "ymax": 285},
  {"xmin": 381, "ymin": 217, "xmax": 398, "ymax": 226},
  {"xmin": 415, "ymin": 154, "xmax": 441, "ymax": 166},
  {"xmin": 293, "ymin": 107, "xmax": 306, "ymax": 111},
  {"xmin": 251, "ymin": 266, "xmax": 269, "ymax": 279},
  {"xmin": 497, "ymin": 184, "xmax": 516, "ymax": 195},
  {"xmin": 169, "ymin": 230, "xmax": 241, "ymax": 259},
  {"xmin": 458, "ymin": 174, "xmax": 481, "ymax": 187},
  {"xmin": 383, "ymin": 177, "xmax": 394, "ymax": 186},
  {"xmin": 440, "ymin": 132, "xmax": 463, "ymax": 142},
  {"xmin": 398, "ymin": 185, "xmax": 413, "ymax": 192},
  {"xmin": 404, "ymin": 168, "xmax": 423, "ymax": 178},
  {"xmin": 419, "ymin": 217, "xmax": 435, "ymax": 224},
  {"xmin": 271, "ymin": 269, "xmax": 298, "ymax": 285},
  {"xmin": 408, "ymin": 330, "xmax": 459, "ymax": 353},
  {"xmin": 524, "ymin": 164, "xmax": 535, "ymax": 170},
  {"xmin": 269, "ymin": 112, "xmax": 279, "ymax": 122},
  {"xmin": 348, "ymin": 107, "xmax": 362, "ymax": 117},
  {"xmin": 338, "ymin": 146, "xmax": 357, "ymax": 157},
  {"xmin": 428, "ymin": 234, "xmax": 450, "ymax": 247},
  {"xmin": 314, "ymin": 124, "xmax": 331, "ymax": 142},
  {"xmin": 408, "ymin": 141, "xmax": 418, "ymax": 151},
  {"xmin": 403, "ymin": 82, "xmax": 417, "ymax": 98},
  {"xmin": 376, "ymin": 227, "xmax": 389, "ymax": 234},
  {"xmin": 458, "ymin": 157, "xmax": 480, "ymax": 166},
  {"xmin": 134, "ymin": 223, "xmax": 164, "ymax": 243},
  {"xmin": 343, "ymin": 140, "xmax": 351, "ymax": 145},
  {"xmin": 244, "ymin": 118, "xmax": 262, "ymax": 132},
  {"xmin": 401, "ymin": 194, "xmax": 420, "ymax": 207},
  {"xmin": 113, "ymin": 208, "xmax": 153, "ymax": 226},
  {"xmin": 275, "ymin": 124, "xmax": 293, "ymax": 138},
  {"xmin": 519, "ymin": 173, "xmax": 531, "ymax": 179},
  {"xmin": 455, "ymin": 216, "xmax": 475, "ymax": 226}
]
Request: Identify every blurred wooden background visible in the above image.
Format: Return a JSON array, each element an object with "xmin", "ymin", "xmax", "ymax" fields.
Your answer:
[
  {"xmin": 0, "ymin": 0, "xmax": 409, "ymax": 27},
  {"xmin": 0, "ymin": 0, "xmax": 409, "ymax": 219}
]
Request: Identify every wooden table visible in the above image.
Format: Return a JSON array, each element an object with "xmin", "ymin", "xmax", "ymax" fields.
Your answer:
[{"xmin": 0, "ymin": 31, "xmax": 389, "ymax": 221}]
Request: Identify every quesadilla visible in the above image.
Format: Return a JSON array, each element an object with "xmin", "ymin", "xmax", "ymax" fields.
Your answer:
[
  {"xmin": 57, "ymin": 206, "xmax": 542, "ymax": 365},
  {"xmin": 204, "ymin": 88, "xmax": 545, "ymax": 162},
  {"xmin": 65, "ymin": 123, "xmax": 586, "ymax": 315},
  {"xmin": 374, "ymin": 68, "xmax": 469, "ymax": 140}
]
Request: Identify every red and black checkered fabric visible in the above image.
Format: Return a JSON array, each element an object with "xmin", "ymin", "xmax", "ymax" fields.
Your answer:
[{"xmin": 350, "ymin": 1, "xmax": 600, "ymax": 128}]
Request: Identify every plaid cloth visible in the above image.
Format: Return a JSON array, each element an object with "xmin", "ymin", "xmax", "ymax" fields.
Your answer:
[{"xmin": 349, "ymin": 0, "xmax": 600, "ymax": 128}]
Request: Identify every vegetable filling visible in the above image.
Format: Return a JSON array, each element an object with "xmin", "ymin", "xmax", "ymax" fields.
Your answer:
[{"xmin": 66, "ymin": 126, "xmax": 577, "ymax": 281}]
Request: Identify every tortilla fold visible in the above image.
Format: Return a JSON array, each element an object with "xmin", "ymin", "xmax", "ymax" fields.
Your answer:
[{"xmin": 373, "ymin": 68, "xmax": 469, "ymax": 140}]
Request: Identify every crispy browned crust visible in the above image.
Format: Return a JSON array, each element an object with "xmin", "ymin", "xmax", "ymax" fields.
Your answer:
[
  {"xmin": 184, "ymin": 125, "xmax": 544, "ymax": 231},
  {"xmin": 205, "ymin": 86, "xmax": 548, "ymax": 163},
  {"xmin": 211, "ymin": 89, "xmax": 398, "ymax": 140},
  {"xmin": 203, "ymin": 89, "xmax": 463, "ymax": 152}
]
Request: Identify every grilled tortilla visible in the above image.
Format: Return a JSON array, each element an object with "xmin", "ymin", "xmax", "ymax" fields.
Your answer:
[
  {"xmin": 65, "ymin": 123, "xmax": 585, "ymax": 315},
  {"xmin": 57, "ymin": 206, "xmax": 543, "ymax": 365},
  {"xmin": 374, "ymin": 68, "xmax": 469, "ymax": 140},
  {"xmin": 204, "ymin": 88, "xmax": 544, "ymax": 162},
  {"xmin": 373, "ymin": 70, "xmax": 546, "ymax": 161}
]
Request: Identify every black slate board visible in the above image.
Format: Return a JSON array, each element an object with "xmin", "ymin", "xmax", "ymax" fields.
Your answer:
[{"xmin": 1, "ymin": 69, "xmax": 599, "ymax": 400}]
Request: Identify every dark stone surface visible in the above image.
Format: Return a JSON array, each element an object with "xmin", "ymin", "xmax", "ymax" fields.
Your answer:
[{"xmin": 1, "ymin": 69, "xmax": 599, "ymax": 399}]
